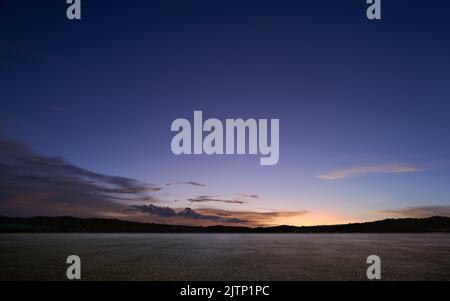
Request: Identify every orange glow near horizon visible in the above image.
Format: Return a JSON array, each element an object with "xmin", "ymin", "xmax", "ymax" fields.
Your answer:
[{"xmin": 275, "ymin": 212, "xmax": 360, "ymax": 227}]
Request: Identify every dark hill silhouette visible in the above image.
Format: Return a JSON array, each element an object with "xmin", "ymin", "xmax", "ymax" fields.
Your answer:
[{"xmin": 1, "ymin": 215, "xmax": 450, "ymax": 233}]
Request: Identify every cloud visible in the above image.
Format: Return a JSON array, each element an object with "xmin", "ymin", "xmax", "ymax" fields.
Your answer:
[
  {"xmin": 130, "ymin": 204, "xmax": 177, "ymax": 218},
  {"xmin": 166, "ymin": 181, "xmax": 206, "ymax": 187},
  {"xmin": 0, "ymin": 138, "xmax": 161, "ymax": 217},
  {"xmin": 182, "ymin": 181, "xmax": 206, "ymax": 187},
  {"xmin": 129, "ymin": 204, "xmax": 248, "ymax": 224},
  {"xmin": 238, "ymin": 193, "xmax": 259, "ymax": 199},
  {"xmin": 376, "ymin": 206, "xmax": 450, "ymax": 218},
  {"xmin": 136, "ymin": 196, "xmax": 161, "ymax": 202},
  {"xmin": 188, "ymin": 195, "xmax": 245, "ymax": 204},
  {"xmin": 197, "ymin": 208, "xmax": 308, "ymax": 227},
  {"xmin": 318, "ymin": 163, "xmax": 422, "ymax": 180}
]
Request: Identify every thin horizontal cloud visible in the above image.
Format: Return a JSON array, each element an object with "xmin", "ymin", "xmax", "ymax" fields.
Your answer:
[
  {"xmin": 318, "ymin": 163, "xmax": 422, "ymax": 180},
  {"xmin": 182, "ymin": 181, "xmax": 206, "ymax": 187},
  {"xmin": 238, "ymin": 193, "xmax": 259, "ymax": 199},
  {"xmin": 166, "ymin": 181, "xmax": 207, "ymax": 187},
  {"xmin": 198, "ymin": 208, "xmax": 308, "ymax": 227},
  {"xmin": 188, "ymin": 195, "xmax": 245, "ymax": 204},
  {"xmin": 376, "ymin": 206, "xmax": 450, "ymax": 218},
  {"xmin": 136, "ymin": 196, "xmax": 161, "ymax": 203}
]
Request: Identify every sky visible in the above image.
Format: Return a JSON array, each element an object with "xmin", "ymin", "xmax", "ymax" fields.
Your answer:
[{"xmin": 1, "ymin": 0, "xmax": 450, "ymax": 227}]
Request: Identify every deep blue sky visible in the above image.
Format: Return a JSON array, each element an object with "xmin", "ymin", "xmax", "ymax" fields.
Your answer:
[{"xmin": 1, "ymin": 0, "xmax": 450, "ymax": 225}]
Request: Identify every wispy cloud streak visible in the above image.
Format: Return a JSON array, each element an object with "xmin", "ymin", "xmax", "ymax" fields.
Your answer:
[
  {"xmin": 166, "ymin": 181, "xmax": 207, "ymax": 187},
  {"xmin": 376, "ymin": 206, "xmax": 450, "ymax": 218},
  {"xmin": 318, "ymin": 164, "xmax": 422, "ymax": 180},
  {"xmin": 238, "ymin": 193, "xmax": 259, "ymax": 199},
  {"xmin": 188, "ymin": 196, "xmax": 245, "ymax": 204}
]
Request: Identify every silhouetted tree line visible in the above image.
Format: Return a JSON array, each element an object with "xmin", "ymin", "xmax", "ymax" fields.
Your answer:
[{"xmin": 1, "ymin": 215, "xmax": 449, "ymax": 233}]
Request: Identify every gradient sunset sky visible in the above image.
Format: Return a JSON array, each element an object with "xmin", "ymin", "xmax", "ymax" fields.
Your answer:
[{"xmin": 1, "ymin": 0, "xmax": 450, "ymax": 226}]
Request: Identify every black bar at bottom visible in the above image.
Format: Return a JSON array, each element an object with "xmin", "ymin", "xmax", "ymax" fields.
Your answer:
[{"xmin": 0, "ymin": 281, "xmax": 447, "ymax": 300}]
